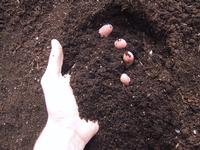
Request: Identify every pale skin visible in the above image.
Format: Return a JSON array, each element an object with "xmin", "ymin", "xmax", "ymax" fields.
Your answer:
[{"xmin": 34, "ymin": 39, "xmax": 99, "ymax": 150}]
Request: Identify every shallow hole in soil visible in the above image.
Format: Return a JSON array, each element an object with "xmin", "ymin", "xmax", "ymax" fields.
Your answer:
[
  {"xmin": 62, "ymin": 5, "xmax": 170, "ymax": 74},
  {"xmin": 80, "ymin": 5, "xmax": 167, "ymax": 42},
  {"xmin": 62, "ymin": 5, "xmax": 178, "ymax": 149}
]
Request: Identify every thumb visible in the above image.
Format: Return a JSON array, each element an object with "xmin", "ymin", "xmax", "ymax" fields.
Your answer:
[{"xmin": 45, "ymin": 39, "xmax": 63, "ymax": 76}]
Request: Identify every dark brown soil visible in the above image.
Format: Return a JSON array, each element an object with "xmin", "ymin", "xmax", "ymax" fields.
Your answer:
[{"xmin": 1, "ymin": 0, "xmax": 200, "ymax": 150}]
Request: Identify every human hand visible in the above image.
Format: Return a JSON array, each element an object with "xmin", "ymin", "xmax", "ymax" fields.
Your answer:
[{"xmin": 34, "ymin": 39, "xmax": 99, "ymax": 150}]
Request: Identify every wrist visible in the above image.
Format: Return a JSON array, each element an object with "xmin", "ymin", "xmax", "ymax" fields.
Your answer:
[{"xmin": 34, "ymin": 118, "xmax": 86, "ymax": 150}]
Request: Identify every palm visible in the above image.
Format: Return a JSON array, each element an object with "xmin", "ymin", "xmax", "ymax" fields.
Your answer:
[{"xmin": 42, "ymin": 74, "xmax": 79, "ymax": 120}]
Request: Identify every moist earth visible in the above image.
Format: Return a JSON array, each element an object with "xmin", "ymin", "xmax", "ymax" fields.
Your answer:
[{"xmin": 1, "ymin": 0, "xmax": 200, "ymax": 150}]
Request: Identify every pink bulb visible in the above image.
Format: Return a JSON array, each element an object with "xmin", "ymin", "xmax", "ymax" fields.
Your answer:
[
  {"xmin": 98, "ymin": 24, "xmax": 113, "ymax": 37},
  {"xmin": 120, "ymin": 73, "xmax": 130, "ymax": 86},
  {"xmin": 123, "ymin": 51, "xmax": 134, "ymax": 65},
  {"xmin": 114, "ymin": 39, "xmax": 127, "ymax": 49}
]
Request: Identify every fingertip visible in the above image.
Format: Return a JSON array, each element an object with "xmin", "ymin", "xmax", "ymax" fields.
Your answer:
[
  {"xmin": 95, "ymin": 121, "xmax": 99, "ymax": 130},
  {"xmin": 88, "ymin": 120, "xmax": 99, "ymax": 132},
  {"xmin": 45, "ymin": 39, "xmax": 64, "ymax": 76},
  {"xmin": 51, "ymin": 39, "xmax": 62, "ymax": 50},
  {"xmin": 93, "ymin": 121, "xmax": 99, "ymax": 132}
]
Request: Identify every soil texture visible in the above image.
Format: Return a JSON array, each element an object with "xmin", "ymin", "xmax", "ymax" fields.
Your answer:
[{"xmin": 1, "ymin": 0, "xmax": 200, "ymax": 150}]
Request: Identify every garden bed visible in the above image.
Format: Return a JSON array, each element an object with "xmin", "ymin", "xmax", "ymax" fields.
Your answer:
[{"xmin": 1, "ymin": 0, "xmax": 200, "ymax": 149}]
